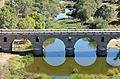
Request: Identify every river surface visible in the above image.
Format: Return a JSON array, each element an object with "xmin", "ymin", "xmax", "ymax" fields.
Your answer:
[
  {"xmin": 26, "ymin": 38, "xmax": 120, "ymax": 79},
  {"xmin": 55, "ymin": 8, "xmax": 72, "ymax": 20}
]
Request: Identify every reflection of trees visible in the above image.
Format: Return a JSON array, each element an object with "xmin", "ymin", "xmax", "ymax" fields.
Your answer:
[
  {"xmin": 43, "ymin": 38, "xmax": 56, "ymax": 47},
  {"xmin": 82, "ymin": 38, "xmax": 97, "ymax": 49},
  {"xmin": 114, "ymin": 49, "xmax": 120, "ymax": 60}
]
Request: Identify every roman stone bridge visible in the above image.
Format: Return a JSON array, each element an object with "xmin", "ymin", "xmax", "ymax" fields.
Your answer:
[{"xmin": 0, "ymin": 29, "xmax": 120, "ymax": 57}]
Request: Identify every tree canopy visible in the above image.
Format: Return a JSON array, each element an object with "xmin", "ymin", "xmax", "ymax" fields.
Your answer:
[{"xmin": 0, "ymin": 6, "xmax": 17, "ymax": 29}]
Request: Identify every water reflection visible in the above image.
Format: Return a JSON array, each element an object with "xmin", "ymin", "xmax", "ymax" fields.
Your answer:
[
  {"xmin": 107, "ymin": 48, "xmax": 120, "ymax": 66},
  {"xmin": 26, "ymin": 38, "xmax": 120, "ymax": 76},
  {"xmin": 44, "ymin": 39, "xmax": 65, "ymax": 66},
  {"xmin": 55, "ymin": 8, "xmax": 72, "ymax": 20},
  {"xmin": 74, "ymin": 39, "xmax": 97, "ymax": 66}
]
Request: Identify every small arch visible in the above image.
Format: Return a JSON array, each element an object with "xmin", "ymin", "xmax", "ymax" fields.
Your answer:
[
  {"xmin": 74, "ymin": 37, "xmax": 97, "ymax": 66},
  {"xmin": 3, "ymin": 37, "xmax": 7, "ymax": 42},
  {"xmin": 36, "ymin": 36, "xmax": 39, "ymax": 42},
  {"xmin": 12, "ymin": 39, "xmax": 33, "ymax": 54},
  {"xmin": 101, "ymin": 37, "xmax": 104, "ymax": 42}
]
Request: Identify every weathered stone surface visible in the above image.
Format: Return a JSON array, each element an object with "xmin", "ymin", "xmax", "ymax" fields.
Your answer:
[{"xmin": 0, "ymin": 29, "xmax": 119, "ymax": 57}]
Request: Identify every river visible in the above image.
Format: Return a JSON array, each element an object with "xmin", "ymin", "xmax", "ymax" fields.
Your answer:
[{"xmin": 25, "ymin": 38, "xmax": 120, "ymax": 79}]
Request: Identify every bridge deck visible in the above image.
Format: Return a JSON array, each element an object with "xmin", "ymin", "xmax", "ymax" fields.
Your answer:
[{"xmin": 0, "ymin": 29, "xmax": 120, "ymax": 34}]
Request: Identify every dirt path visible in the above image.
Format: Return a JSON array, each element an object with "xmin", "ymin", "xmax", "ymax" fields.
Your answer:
[{"xmin": 0, "ymin": 53, "xmax": 16, "ymax": 64}]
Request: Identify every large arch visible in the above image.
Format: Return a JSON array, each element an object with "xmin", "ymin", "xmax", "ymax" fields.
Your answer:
[
  {"xmin": 106, "ymin": 37, "xmax": 120, "ymax": 66},
  {"xmin": 42, "ymin": 37, "xmax": 66, "ymax": 66},
  {"xmin": 74, "ymin": 37, "xmax": 97, "ymax": 66}
]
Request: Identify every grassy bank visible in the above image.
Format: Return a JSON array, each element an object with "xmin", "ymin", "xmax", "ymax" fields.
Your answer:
[{"xmin": 1, "ymin": 54, "xmax": 51, "ymax": 79}]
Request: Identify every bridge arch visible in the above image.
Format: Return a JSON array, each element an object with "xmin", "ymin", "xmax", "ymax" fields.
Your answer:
[
  {"xmin": 11, "ymin": 39, "xmax": 33, "ymax": 53},
  {"xmin": 42, "ymin": 37, "xmax": 66, "ymax": 66},
  {"xmin": 74, "ymin": 37, "xmax": 97, "ymax": 66},
  {"xmin": 106, "ymin": 36, "xmax": 120, "ymax": 66}
]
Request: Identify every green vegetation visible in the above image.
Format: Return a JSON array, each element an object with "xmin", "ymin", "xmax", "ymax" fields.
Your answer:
[
  {"xmin": 0, "ymin": 6, "xmax": 17, "ymax": 29},
  {"xmin": 5, "ymin": 56, "xmax": 51, "ymax": 79},
  {"xmin": 89, "ymin": 17, "xmax": 108, "ymax": 29},
  {"xmin": 69, "ymin": 68, "xmax": 120, "ymax": 79},
  {"xmin": 1, "ymin": 0, "xmax": 61, "ymax": 29},
  {"xmin": 73, "ymin": 0, "xmax": 98, "ymax": 21},
  {"xmin": 94, "ymin": 5, "xmax": 114, "ymax": 22}
]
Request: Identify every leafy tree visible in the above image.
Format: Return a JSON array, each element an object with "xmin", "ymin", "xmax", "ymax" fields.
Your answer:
[
  {"xmin": 29, "ymin": 12, "xmax": 46, "ymax": 29},
  {"xmin": 94, "ymin": 5, "xmax": 114, "ymax": 22},
  {"xmin": 8, "ymin": 0, "xmax": 34, "ymax": 17},
  {"xmin": 72, "ymin": 0, "xmax": 98, "ymax": 21},
  {"xmin": 89, "ymin": 17, "xmax": 108, "ymax": 29},
  {"xmin": 17, "ymin": 17, "xmax": 35, "ymax": 29},
  {"xmin": 33, "ymin": 0, "xmax": 61, "ymax": 20},
  {"xmin": 0, "ymin": 6, "xmax": 17, "ymax": 29}
]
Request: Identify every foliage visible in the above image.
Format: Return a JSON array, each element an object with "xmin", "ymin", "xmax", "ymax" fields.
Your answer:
[
  {"xmin": 94, "ymin": 5, "xmax": 114, "ymax": 22},
  {"xmin": 8, "ymin": 0, "xmax": 34, "ymax": 17},
  {"xmin": 6, "ymin": 56, "xmax": 51, "ymax": 79},
  {"xmin": 29, "ymin": 12, "xmax": 46, "ymax": 29},
  {"xmin": 0, "ymin": 6, "xmax": 17, "ymax": 29},
  {"xmin": 70, "ymin": 74, "xmax": 108, "ymax": 79},
  {"xmin": 17, "ymin": 16, "xmax": 35, "ymax": 29},
  {"xmin": 47, "ymin": 20, "xmax": 66, "ymax": 29},
  {"xmin": 89, "ymin": 17, "xmax": 108, "ymax": 29},
  {"xmin": 72, "ymin": 68, "xmax": 79, "ymax": 73},
  {"xmin": 107, "ymin": 68, "xmax": 119, "ymax": 76},
  {"xmin": 72, "ymin": 0, "xmax": 98, "ymax": 21},
  {"xmin": 33, "ymin": 0, "xmax": 61, "ymax": 20}
]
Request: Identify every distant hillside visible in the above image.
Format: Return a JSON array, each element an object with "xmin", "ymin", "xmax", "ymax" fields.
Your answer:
[{"xmin": 0, "ymin": 0, "xmax": 4, "ymax": 8}]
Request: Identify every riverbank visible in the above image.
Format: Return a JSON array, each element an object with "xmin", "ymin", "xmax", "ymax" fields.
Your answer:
[
  {"xmin": 1, "ymin": 53, "xmax": 120, "ymax": 79},
  {"xmin": 0, "ymin": 53, "xmax": 50, "ymax": 79}
]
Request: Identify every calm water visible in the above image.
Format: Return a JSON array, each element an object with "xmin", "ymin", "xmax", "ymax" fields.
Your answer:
[
  {"xmin": 55, "ymin": 8, "xmax": 72, "ymax": 20},
  {"xmin": 26, "ymin": 38, "xmax": 120, "ymax": 78}
]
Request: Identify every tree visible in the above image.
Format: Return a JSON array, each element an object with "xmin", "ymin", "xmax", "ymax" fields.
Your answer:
[
  {"xmin": 29, "ymin": 12, "xmax": 46, "ymax": 29},
  {"xmin": 8, "ymin": 0, "xmax": 34, "ymax": 17},
  {"xmin": 0, "ymin": 6, "xmax": 17, "ymax": 29},
  {"xmin": 17, "ymin": 17, "xmax": 35, "ymax": 29},
  {"xmin": 89, "ymin": 17, "xmax": 108, "ymax": 29},
  {"xmin": 94, "ymin": 5, "xmax": 114, "ymax": 22},
  {"xmin": 72, "ymin": 0, "xmax": 98, "ymax": 21},
  {"xmin": 33, "ymin": 0, "xmax": 61, "ymax": 20}
]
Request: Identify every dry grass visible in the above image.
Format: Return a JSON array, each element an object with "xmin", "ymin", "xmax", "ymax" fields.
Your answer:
[{"xmin": 0, "ymin": 0, "xmax": 4, "ymax": 8}]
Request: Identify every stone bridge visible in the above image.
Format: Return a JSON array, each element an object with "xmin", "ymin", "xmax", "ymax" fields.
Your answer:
[{"xmin": 0, "ymin": 29, "xmax": 120, "ymax": 57}]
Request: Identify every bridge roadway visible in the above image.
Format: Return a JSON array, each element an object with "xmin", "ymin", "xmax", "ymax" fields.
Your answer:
[{"xmin": 0, "ymin": 29, "xmax": 120, "ymax": 57}]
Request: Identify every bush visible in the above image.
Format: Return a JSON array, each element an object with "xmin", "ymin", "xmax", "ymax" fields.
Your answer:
[
  {"xmin": 107, "ymin": 68, "xmax": 119, "ymax": 76},
  {"xmin": 89, "ymin": 17, "xmax": 108, "ymax": 29}
]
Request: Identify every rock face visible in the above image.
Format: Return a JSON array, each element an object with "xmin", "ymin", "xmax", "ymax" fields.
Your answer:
[{"xmin": 0, "ymin": 0, "xmax": 4, "ymax": 8}]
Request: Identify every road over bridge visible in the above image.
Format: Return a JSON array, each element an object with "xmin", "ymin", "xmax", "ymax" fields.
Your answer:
[{"xmin": 0, "ymin": 29, "xmax": 120, "ymax": 57}]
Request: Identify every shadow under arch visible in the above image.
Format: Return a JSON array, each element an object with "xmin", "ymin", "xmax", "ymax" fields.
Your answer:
[
  {"xmin": 74, "ymin": 37, "xmax": 97, "ymax": 66},
  {"xmin": 11, "ymin": 38, "xmax": 33, "ymax": 55},
  {"xmin": 106, "ymin": 38, "xmax": 120, "ymax": 66},
  {"xmin": 42, "ymin": 37, "xmax": 66, "ymax": 66}
]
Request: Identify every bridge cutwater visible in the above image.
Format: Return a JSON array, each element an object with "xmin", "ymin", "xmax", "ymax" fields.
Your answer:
[{"xmin": 0, "ymin": 29, "xmax": 120, "ymax": 57}]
